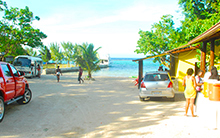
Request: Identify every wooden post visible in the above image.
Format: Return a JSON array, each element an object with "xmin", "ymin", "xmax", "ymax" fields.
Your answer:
[
  {"xmin": 201, "ymin": 41, "xmax": 207, "ymax": 73},
  {"xmin": 170, "ymin": 55, "xmax": 175, "ymax": 77},
  {"xmin": 138, "ymin": 60, "xmax": 143, "ymax": 89},
  {"xmin": 209, "ymin": 39, "xmax": 215, "ymax": 71}
]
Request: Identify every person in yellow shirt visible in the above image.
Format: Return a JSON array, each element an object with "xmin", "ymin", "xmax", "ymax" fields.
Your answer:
[{"xmin": 182, "ymin": 68, "xmax": 197, "ymax": 117}]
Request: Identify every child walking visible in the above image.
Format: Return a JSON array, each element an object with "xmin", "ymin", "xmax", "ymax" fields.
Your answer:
[{"xmin": 182, "ymin": 68, "xmax": 197, "ymax": 117}]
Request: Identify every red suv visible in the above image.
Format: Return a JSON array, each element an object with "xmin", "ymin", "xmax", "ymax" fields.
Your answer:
[{"xmin": 0, "ymin": 62, "xmax": 32, "ymax": 122}]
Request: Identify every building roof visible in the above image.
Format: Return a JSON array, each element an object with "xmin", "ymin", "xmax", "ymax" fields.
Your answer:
[{"xmin": 133, "ymin": 45, "xmax": 200, "ymax": 61}]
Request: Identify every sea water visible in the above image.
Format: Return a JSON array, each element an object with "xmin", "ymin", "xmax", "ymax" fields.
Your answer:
[{"xmin": 93, "ymin": 58, "xmax": 164, "ymax": 78}]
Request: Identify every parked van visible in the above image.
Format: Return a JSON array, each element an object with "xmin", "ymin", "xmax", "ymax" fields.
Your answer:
[{"xmin": 13, "ymin": 55, "xmax": 43, "ymax": 78}]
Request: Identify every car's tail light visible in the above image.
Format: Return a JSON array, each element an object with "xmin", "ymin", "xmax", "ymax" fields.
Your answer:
[
  {"xmin": 141, "ymin": 82, "xmax": 146, "ymax": 88},
  {"xmin": 167, "ymin": 81, "xmax": 173, "ymax": 88}
]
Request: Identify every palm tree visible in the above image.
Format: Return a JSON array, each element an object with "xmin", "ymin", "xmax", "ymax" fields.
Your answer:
[
  {"xmin": 61, "ymin": 42, "xmax": 74, "ymax": 66},
  {"xmin": 25, "ymin": 47, "xmax": 37, "ymax": 56},
  {"xmin": 49, "ymin": 42, "xmax": 63, "ymax": 64},
  {"xmin": 39, "ymin": 45, "xmax": 51, "ymax": 68},
  {"xmin": 75, "ymin": 43, "xmax": 101, "ymax": 79}
]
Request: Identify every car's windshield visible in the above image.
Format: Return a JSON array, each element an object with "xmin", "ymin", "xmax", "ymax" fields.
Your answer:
[
  {"xmin": 13, "ymin": 58, "xmax": 31, "ymax": 67},
  {"xmin": 144, "ymin": 73, "xmax": 170, "ymax": 81}
]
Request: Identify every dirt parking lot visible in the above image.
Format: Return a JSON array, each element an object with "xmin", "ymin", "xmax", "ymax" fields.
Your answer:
[{"xmin": 0, "ymin": 74, "xmax": 220, "ymax": 138}]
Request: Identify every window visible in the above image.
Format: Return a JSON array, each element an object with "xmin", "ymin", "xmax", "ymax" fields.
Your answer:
[
  {"xmin": 144, "ymin": 74, "xmax": 170, "ymax": 81},
  {"xmin": 14, "ymin": 57, "xmax": 31, "ymax": 67},
  {"xmin": 1, "ymin": 64, "xmax": 12, "ymax": 77},
  {"xmin": 10, "ymin": 65, "xmax": 19, "ymax": 76}
]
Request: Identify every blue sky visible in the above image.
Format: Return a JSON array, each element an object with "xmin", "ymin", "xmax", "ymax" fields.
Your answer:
[{"xmin": 6, "ymin": 0, "xmax": 183, "ymax": 58}]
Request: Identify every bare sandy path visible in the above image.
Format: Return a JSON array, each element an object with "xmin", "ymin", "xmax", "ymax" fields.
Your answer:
[{"xmin": 0, "ymin": 73, "xmax": 220, "ymax": 138}]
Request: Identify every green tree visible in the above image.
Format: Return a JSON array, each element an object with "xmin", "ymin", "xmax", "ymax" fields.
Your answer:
[
  {"xmin": 73, "ymin": 43, "xmax": 86, "ymax": 66},
  {"xmin": 39, "ymin": 46, "xmax": 51, "ymax": 66},
  {"xmin": 135, "ymin": 1, "xmax": 220, "ymax": 68},
  {"xmin": 178, "ymin": 0, "xmax": 220, "ymax": 20},
  {"xmin": 178, "ymin": 0, "xmax": 220, "ymax": 67},
  {"xmin": 135, "ymin": 15, "xmax": 179, "ymax": 67},
  {"xmin": 50, "ymin": 43, "xmax": 63, "ymax": 64},
  {"xmin": 179, "ymin": 0, "xmax": 220, "ymax": 42},
  {"xmin": 25, "ymin": 47, "xmax": 37, "ymax": 56},
  {"xmin": 75, "ymin": 43, "xmax": 101, "ymax": 79},
  {"xmin": 61, "ymin": 42, "xmax": 74, "ymax": 66},
  {"xmin": 0, "ymin": 0, "xmax": 47, "ymax": 60}
]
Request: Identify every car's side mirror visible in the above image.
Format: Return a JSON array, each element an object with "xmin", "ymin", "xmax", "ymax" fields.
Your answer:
[{"xmin": 19, "ymin": 71, "xmax": 25, "ymax": 76}]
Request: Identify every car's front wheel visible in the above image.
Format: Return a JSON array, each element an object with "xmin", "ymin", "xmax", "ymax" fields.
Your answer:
[
  {"xmin": 17, "ymin": 88, "xmax": 32, "ymax": 104},
  {"xmin": 0, "ymin": 96, "xmax": 5, "ymax": 122}
]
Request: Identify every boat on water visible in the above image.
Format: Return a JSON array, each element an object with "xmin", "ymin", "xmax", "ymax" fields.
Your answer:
[{"xmin": 99, "ymin": 54, "xmax": 111, "ymax": 68}]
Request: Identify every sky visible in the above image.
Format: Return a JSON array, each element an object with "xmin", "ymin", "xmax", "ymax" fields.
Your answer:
[{"xmin": 6, "ymin": 0, "xmax": 183, "ymax": 58}]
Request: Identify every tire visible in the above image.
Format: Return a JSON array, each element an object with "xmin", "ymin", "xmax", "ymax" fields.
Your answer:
[
  {"xmin": 170, "ymin": 95, "xmax": 175, "ymax": 101},
  {"xmin": 0, "ymin": 96, "xmax": 5, "ymax": 123},
  {"xmin": 139, "ymin": 97, "xmax": 146, "ymax": 101},
  {"xmin": 17, "ymin": 88, "xmax": 32, "ymax": 104}
]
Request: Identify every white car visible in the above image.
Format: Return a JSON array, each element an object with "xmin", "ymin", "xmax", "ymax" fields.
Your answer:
[{"xmin": 139, "ymin": 71, "xmax": 175, "ymax": 101}]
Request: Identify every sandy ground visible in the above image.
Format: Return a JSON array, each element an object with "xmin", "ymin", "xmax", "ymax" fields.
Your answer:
[{"xmin": 0, "ymin": 73, "xmax": 220, "ymax": 138}]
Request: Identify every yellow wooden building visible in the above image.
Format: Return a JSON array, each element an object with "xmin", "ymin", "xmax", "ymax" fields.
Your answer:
[{"xmin": 173, "ymin": 45, "xmax": 220, "ymax": 92}]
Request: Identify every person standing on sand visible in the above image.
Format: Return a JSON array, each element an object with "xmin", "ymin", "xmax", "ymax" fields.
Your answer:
[
  {"xmin": 158, "ymin": 66, "xmax": 163, "ymax": 71},
  {"xmin": 37, "ymin": 64, "xmax": 41, "ymax": 78},
  {"xmin": 194, "ymin": 69, "xmax": 204, "ymax": 105},
  {"xmin": 78, "ymin": 67, "xmax": 84, "ymax": 84},
  {"xmin": 182, "ymin": 68, "xmax": 197, "ymax": 117},
  {"xmin": 55, "ymin": 66, "xmax": 62, "ymax": 82}
]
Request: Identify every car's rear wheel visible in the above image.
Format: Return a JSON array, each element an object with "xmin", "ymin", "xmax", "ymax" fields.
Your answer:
[
  {"xmin": 139, "ymin": 97, "xmax": 150, "ymax": 101},
  {"xmin": 17, "ymin": 88, "xmax": 32, "ymax": 104},
  {"xmin": 0, "ymin": 96, "xmax": 5, "ymax": 122},
  {"xmin": 169, "ymin": 95, "xmax": 175, "ymax": 101},
  {"xmin": 139, "ymin": 97, "xmax": 145, "ymax": 101}
]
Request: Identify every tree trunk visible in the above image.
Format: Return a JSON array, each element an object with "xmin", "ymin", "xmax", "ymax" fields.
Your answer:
[{"xmin": 88, "ymin": 71, "xmax": 92, "ymax": 79}]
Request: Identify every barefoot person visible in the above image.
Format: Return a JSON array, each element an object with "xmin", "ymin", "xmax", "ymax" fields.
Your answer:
[
  {"xmin": 182, "ymin": 68, "xmax": 197, "ymax": 117},
  {"xmin": 78, "ymin": 67, "xmax": 84, "ymax": 84},
  {"xmin": 55, "ymin": 66, "xmax": 62, "ymax": 82}
]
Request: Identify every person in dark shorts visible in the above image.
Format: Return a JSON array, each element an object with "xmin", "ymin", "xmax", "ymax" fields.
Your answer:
[
  {"xmin": 78, "ymin": 67, "xmax": 84, "ymax": 84},
  {"xmin": 55, "ymin": 66, "xmax": 62, "ymax": 82}
]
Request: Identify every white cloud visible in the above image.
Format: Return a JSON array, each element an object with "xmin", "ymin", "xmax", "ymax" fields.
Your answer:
[
  {"xmin": 32, "ymin": 0, "xmax": 182, "ymax": 58},
  {"xmin": 34, "ymin": 1, "xmax": 181, "ymax": 31}
]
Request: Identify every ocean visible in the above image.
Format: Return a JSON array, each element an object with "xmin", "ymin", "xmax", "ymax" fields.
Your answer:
[{"xmin": 93, "ymin": 58, "xmax": 164, "ymax": 78}]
